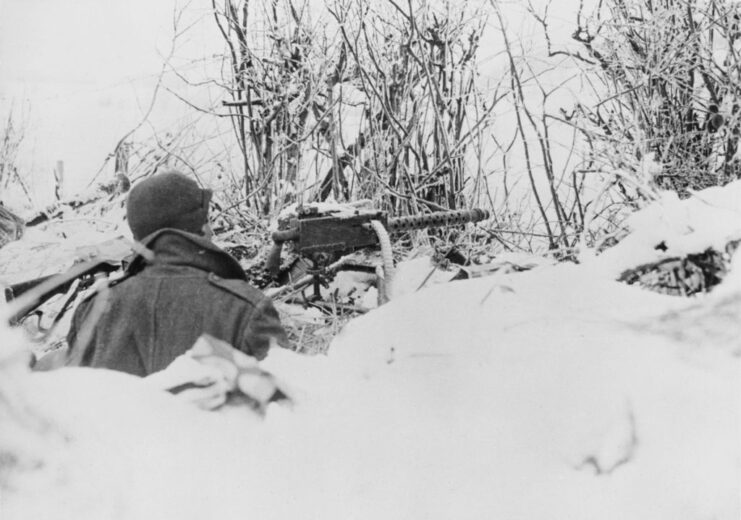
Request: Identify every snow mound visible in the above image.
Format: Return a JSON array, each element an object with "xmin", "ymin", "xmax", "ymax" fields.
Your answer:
[
  {"xmin": 584, "ymin": 179, "xmax": 741, "ymax": 279},
  {"xmin": 323, "ymin": 264, "xmax": 739, "ymax": 520},
  {"xmin": 3, "ymin": 259, "xmax": 738, "ymax": 520}
]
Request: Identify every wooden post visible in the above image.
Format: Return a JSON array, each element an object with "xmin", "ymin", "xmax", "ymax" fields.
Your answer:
[
  {"xmin": 53, "ymin": 160, "xmax": 64, "ymax": 201},
  {"xmin": 114, "ymin": 142, "xmax": 130, "ymax": 176}
]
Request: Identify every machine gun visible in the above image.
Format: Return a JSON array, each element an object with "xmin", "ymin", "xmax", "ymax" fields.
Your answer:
[{"xmin": 264, "ymin": 203, "xmax": 490, "ymax": 299}]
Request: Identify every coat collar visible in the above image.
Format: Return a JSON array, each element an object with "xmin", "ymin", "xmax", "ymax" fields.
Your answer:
[{"xmin": 126, "ymin": 228, "xmax": 247, "ymax": 280}]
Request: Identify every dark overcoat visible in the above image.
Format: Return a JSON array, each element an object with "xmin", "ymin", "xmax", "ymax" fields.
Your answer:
[{"xmin": 67, "ymin": 229, "xmax": 288, "ymax": 376}]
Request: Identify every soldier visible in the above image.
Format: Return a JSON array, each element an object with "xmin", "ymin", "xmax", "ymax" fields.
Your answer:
[{"xmin": 65, "ymin": 170, "xmax": 288, "ymax": 377}]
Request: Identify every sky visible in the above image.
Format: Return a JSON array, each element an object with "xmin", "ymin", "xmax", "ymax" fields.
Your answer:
[
  {"xmin": 0, "ymin": 0, "xmax": 220, "ymax": 204},
  {"xmin": 0, "ymin": 0, "xmax": 174, "ymax": 84}
]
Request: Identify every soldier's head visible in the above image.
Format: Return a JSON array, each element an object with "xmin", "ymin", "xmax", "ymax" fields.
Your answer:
[{"xmin": 126, "ymin": 170, "xmax": 213, "ymax": 241}]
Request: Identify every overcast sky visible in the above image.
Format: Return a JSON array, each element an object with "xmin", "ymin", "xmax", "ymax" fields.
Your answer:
[
  {"xmin": 0, "ymin": 0, "xmax": 185, "ymax": 86},
  {"xmin": 0, "ymin": 0, "xmax": 218, "ymax": 203}
]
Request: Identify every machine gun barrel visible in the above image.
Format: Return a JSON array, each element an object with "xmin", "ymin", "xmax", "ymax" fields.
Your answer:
[{"xmin": 387, "ymin": 208, "xmax": 490, "ymax": 233}]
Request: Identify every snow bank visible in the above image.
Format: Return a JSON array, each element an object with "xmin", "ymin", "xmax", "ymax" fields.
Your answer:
[
  {"xmin": 320, "ymin": 264, "xmax": 739, "ymax": 520},
  {"xmin": 584, "ymin": 179, "xmax": 741, "ymax": 278},
  {"xmin": 4, "ymin": 259, "xmax": 737, "ymax": 520}
]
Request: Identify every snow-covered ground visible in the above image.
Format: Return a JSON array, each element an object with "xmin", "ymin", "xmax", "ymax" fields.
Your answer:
[{"xmin": 1, "ymin": 182, "xmax": 739, "ymax": 519}]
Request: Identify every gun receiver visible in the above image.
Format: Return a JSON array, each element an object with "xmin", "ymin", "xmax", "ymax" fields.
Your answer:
[{"xmin": 265, "ymin": 205, "xmax": 489, "ymax": 276}]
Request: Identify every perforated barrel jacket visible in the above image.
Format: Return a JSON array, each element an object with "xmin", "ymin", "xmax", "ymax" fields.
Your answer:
[{"xmin": 67, "ymin": 229, "xmax": 288, "ymax": 377}]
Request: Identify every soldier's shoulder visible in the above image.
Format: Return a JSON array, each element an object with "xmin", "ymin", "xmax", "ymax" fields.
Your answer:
[{"xmin": 207, "ymin": 273, "xmax": 269, "ymax": 307}]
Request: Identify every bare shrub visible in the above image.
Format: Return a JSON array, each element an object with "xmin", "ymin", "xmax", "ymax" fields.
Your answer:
[
  {"xmin": 326, "ymin": 0, "xmax": 495, "ymax": 215},
  {"xmin": 210, "ymin": 0, "xmax": 498, "ymax": 218},
  {"xmin": 571, "ymin": 0, "xmax": 741, "ymax": 199},
  {"xmin": 211, "ymin": 0, "xmax": 329, "ymax": 214},
  {"xmin": 0, "ymin": 108, "xmax": 34, "ymax": 209}
]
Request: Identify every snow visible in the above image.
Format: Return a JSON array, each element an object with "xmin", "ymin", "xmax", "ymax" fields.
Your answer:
[
  {"xmin": 386, "ymin": 255, "xmax": 458, "ymax": 297},
  {"xmin": 582, "ymin": 179, "xmax": 741, "ymax": 278},
  {"xmin": 1, "ymin": 182, "xmax": 741, "ymax": 519},
  {"xmin": 320, "ymin": 264, "xmax": 738, "ymax": 518}
]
